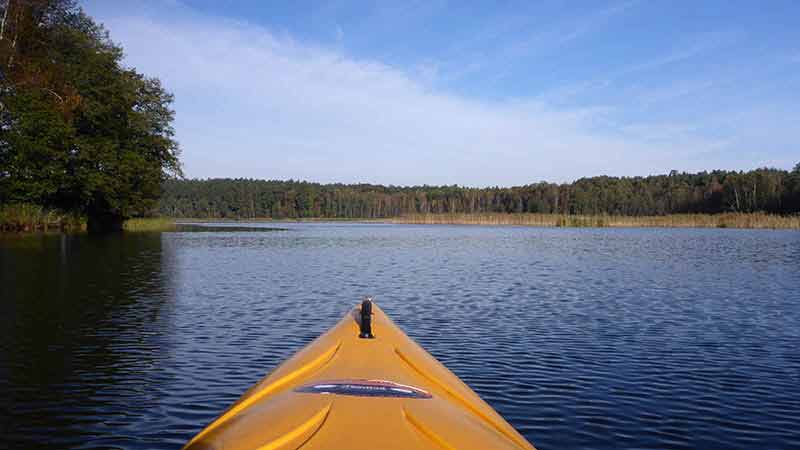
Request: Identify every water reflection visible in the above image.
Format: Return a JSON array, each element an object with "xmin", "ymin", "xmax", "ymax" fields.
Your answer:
[
  {"xmin": 174, "ymin": 223, "xmax": 287, "ymax": 232},
  {"xmin": 0, "ymin": 233, "xmax": 173, "ymax": 449}
]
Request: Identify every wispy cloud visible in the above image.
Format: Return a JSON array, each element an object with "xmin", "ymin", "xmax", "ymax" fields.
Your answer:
[
  {"xmin": 535, "ymin": 31, "xmax": 737, "ymax": 106},
  {"xmin": 434, "ymin": 1, "xmax": 640, "ymax": 83},
  {"xmin": 631, "ymin": 80, "xmax": 716, "ymax": 105},
  {"xmin": 545, "ymin": 0, "xmax": 640, "ymax": 47},
  {"xmin": 86, "ymin": 2, "xmax": 794, "ymax": 185},
  {"xmin": 499, "ymin": 1, "xmax": 639, "ymax": 65},
  {"xmin": 614, "ymin": 31, "xmax": 737, "ymax": 77}
]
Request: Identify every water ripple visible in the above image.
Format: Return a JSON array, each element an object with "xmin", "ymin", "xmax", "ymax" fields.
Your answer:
[{"xmin": 1, "ymin": 225, "xmax": 799, "ymax": 449}]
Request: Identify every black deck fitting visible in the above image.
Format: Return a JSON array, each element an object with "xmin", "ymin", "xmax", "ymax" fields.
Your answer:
[{"xmin": 359, "ymin": 297, "xmax": 375, "ymax": 339}]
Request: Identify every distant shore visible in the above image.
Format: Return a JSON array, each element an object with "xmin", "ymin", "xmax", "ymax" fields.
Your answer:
[
  {"xmin": 377, "ymin": 213, "xmax": 800, "ymax": 229},
  {"xmin": 4, "ymin": 211, "xmax": 800, "ymax": 233},
  {"xmin": 176, "ymin": 212, "xmax": 800, "ymax": 229}
]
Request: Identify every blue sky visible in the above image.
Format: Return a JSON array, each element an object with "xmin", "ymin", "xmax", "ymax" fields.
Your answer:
[{"xmin": 81, "ymin": 0, "xmax": 799, "ymax": 186}]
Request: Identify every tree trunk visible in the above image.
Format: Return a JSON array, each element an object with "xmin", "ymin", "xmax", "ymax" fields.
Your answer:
[
  {"xmin": 87, "ymin": 212, "xmax": 124, "ymax": 233},
  {"xmin": 7, "ymin": 4, "xmax": 19, "ymax": 67},
  {"xmin": 0, "ymin": 0, "xmax": 10, "ymax": 42}
]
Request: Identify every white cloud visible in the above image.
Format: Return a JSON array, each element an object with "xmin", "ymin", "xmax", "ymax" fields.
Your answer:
[{"xmin": 90, "ymin": 5, "xmax": 786, "ymax": 186}]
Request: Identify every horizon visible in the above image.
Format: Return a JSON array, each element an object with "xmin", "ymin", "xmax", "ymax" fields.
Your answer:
[{"xmin": 82, "ymin": 0, "xmax": 800, "ymax": 186}]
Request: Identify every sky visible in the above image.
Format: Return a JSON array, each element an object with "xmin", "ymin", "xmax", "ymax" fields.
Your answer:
[{"xmin": 80, "ymin": 0, "xmax": 800, "ymax": 186}]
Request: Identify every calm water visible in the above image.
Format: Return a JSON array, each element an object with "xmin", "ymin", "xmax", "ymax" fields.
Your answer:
[{"xmin": 2, "ymin": 223, "xmax": 799, "ymax": 450}]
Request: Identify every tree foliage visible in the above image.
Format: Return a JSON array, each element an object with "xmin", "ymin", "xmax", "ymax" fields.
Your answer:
[
  {"xmin": 160, "ymin": 166, "xmax": 800, "ymax": 219},
  {"xmin": 0, "ymin": 0, "xmax": 180, "ymax": 230}
]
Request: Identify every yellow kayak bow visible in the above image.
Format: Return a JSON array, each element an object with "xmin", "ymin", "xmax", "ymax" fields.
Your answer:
[{"xmin": 183, "ymin": 299, "xmax": 537, "ymax": 450}]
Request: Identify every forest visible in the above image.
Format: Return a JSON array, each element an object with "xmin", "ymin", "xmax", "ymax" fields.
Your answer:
[{"xmin": 160, "ymin": 165, "xmax": 800, "ymax": 219}]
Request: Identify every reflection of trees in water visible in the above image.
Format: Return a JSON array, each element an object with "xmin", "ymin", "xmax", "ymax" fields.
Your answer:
[{"xmin": 0, "ymin": 233, "xmax": 172, "ymax": 449}]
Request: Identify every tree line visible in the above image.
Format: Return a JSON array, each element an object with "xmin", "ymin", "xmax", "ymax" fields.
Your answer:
[
  {"xmin": 0, "ymin": 0, "xmax": 180, "ymax": 231},
  {"xmin": 160, "ymin": 165, "xmax": 800, "ymax": 219},
  {"xmin": 3, "ymin": 2, "xmax": 797, "ymax": 227}
]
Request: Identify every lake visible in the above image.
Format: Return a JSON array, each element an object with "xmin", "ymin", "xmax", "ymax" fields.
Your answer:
[{"xmin": 1, "ymin": 223, "xmax": 799, "ymax": 449}]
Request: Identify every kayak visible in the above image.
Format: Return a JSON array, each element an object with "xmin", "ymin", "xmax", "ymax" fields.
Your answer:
[{"xmin": 183, "ymin": 299, "xmax": 537, "ymax": 450}]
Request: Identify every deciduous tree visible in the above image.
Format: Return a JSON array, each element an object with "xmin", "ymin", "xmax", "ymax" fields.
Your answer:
[{"xmin": 0, "ymin": 0, "xmax": 181, "ymax": 231}]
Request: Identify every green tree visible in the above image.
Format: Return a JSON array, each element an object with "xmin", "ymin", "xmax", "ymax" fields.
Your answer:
[
  {"xmin": 156, "ymin": 164, "xmax": 800, "ymax": 220},
  {"xmin": 0, "ymin": 0, "xmax": 181, "ymax": 231}
]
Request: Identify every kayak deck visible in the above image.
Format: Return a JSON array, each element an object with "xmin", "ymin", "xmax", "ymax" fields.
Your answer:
[{"xmin": 183, "ymin": 300, "xmax": 536, "ymax": 450}]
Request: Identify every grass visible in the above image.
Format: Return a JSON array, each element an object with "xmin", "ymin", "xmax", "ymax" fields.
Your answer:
[
  {"xmin": 383, "ymin": 212, "xmax": 800, "ymax": 229},
  {"xmin": 123, "ymin": 217, "xmax": 176, "ymax": 231},
  {"xmin": 0, "ymin": 203, "xmax": 85, "ymax": 232}
]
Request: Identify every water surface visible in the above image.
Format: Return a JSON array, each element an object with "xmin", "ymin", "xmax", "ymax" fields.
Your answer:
[{"xmin": 1, "ymin": 224, "xmax": 799, "ymax": 449}]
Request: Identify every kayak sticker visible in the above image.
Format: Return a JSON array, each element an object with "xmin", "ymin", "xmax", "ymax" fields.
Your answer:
[{"xmin": 296, "ymin": 379, "xmax": 432, "ymax": 399}]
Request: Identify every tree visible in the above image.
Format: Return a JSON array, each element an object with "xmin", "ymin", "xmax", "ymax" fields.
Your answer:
[
  {"xmin": 0, "ymin": 0, "xmax": 181, "ymax": 231},
  {"xmin": 155, "ymin": 164, "xmax": 800, "ymax": 220},
  {"xmin": 785, "ymin": 162, "xmax": 800, "ymax": 213}
]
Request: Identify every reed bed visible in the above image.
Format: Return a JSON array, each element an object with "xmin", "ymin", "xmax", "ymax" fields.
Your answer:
[
  {"xmin": 123, "ymin": 217, "xmax": 177, "ymax": 231},
  {"xmin": 1, "ymin": 205, "xmax": 178, "ymax": 233},
  {"xmin": 0, "ymin": 203, "xmax": 84, "ymax": 232},
  {"xmin": 384, "ymin": 213, "xmax": 800, "ymax": 229}
]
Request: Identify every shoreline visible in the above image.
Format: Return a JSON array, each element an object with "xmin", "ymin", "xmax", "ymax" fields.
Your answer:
[
  {"xmin": 376, "ymin": 213, "xmax": 800, "ymax": 229},
  {"xmin": 176, "ymin": 212, "xmax": 800, "ymax": 229},
  {"xmin": 4, "ymin": 212, "xmax": 800, "ymax": 234}
]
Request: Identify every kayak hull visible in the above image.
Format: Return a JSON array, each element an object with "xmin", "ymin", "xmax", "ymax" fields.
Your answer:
[{"xmin": 184, "ymin": 302, "xmax": 536, "ymax": 450}]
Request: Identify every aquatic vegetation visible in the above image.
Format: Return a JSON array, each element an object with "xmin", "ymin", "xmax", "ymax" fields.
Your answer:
[
  {"xmin": 0, "ymin": 205, "xmax": 178, "ymax": 233},
  {"xmin": 385, "ymin": 213, "xmax": 800, "ymax": 229},
  {"xmin": 122, "ymin": 217, "xmax": 177, "ymax": 232},
  {"xmin": 0, "ymin": 204, "xmax": 84, "ymax": 232}
]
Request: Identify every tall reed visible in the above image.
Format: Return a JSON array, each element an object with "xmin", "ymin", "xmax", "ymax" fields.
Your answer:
[
  {"xmin": 123, "ymin": 217, "xmax": 176, "ymax": 231},
  {"xmin": 384, "ymin": 213, "xmax": 800, "ymax": 229},
  {"xmin": 0, "ymin": 204, "xmax": 84, "ymax": 232}
]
